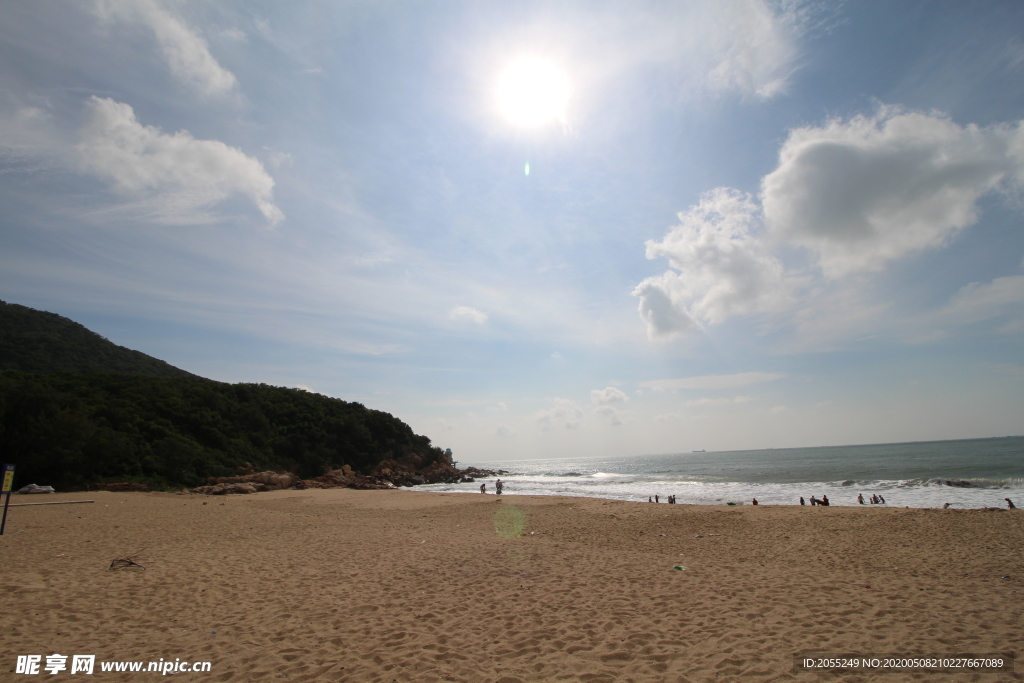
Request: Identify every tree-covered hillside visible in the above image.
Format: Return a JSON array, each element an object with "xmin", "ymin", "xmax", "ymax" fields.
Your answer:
[
  {"xmin": 0, "ymin": 300, "xmax": 193, "ymax": 377},
  {"xmin": 0, "ymin": 301, "xmax": 446, "ymax": 491},
  {"xmin": 0, "ymin": 371, "xmax": 444, "ymax": 490}
]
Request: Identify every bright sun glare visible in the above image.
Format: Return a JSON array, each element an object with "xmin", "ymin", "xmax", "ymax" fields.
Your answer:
[{"xmin": 496, "ymin": 56, "xmax": 570, "ymax": 128}]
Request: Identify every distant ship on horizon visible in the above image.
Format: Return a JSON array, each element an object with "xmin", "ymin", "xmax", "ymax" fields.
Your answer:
[{"xmin": 692, "ymin": 449, "xmax": 706, "ymax": 453}]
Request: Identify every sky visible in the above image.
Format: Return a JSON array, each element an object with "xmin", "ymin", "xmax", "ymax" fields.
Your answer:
[{"xmin": 2, "ymin": 1, "xmax": 1024, "ymax": 462}]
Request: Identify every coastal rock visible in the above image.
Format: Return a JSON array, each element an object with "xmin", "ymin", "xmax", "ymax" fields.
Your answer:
[
  {"xmin": 192, "ymin": 482, "xmax": 268, "ymax": 495},
  {"xmin": 207, "ymin": 471, "xmax": 299, "ymax": 490}
]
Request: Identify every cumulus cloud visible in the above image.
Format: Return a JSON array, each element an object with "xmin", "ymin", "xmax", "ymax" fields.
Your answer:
[
  {"xmin": 633, "ymin": 188, "xmax": 789, "ymax": 338},
  {"xmin": 590, "ymin": 387, "xmax": 629, "ymax": 405},
  {"xmin": 640, "ymin": 372, "xmax": 785, "ymax": 391},
  {"xmin": 76, "ymin": 97, "xmax": 282, "ymax": 224},
  {"xmin": 449, "ymin": 305, "xmax": 488, "ymax": 324},
  {"xmin": 635, "ymin": 106, "xmax": 1024, "ymax": 340},
  {"xmin": 762, "ymin": 108, "xmax": 1024, "ymax": 276},
  {"xmin": 537, "ymin": 398, "xmax": 584, "ymax": 431},
  {"xmin": 94, "ymin": 0, "xmax": 237, "ymax": 96}
]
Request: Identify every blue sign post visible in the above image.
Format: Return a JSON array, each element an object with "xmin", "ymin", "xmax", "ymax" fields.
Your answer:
[{"xmin": 0, "ymin": 464, "xmax": 15, "ymax": 535}]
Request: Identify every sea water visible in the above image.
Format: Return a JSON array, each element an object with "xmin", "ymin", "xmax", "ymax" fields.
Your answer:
[{"xmin": 414, "ymin": 436, "xmax": 1024, "ymax": 509}]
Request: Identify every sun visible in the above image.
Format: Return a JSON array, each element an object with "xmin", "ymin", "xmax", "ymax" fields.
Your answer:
[{"xmin": 495, "ymin": 56, "xmax": 570, "ymax": 128}]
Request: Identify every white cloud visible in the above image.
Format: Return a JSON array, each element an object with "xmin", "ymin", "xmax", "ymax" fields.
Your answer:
[
  {"xmin": 590, "ymin": 386, "xmax": 629, "ymax": 405},
  {"xmin": 449, "ymin": 305, "xmax": 488, "ymax": 324},
  {"xmin": 911, "ymin": 275, "xmax": 1024, "ymax": 338},
  {"xmin": 537, "ymin": 398, "xmax": 584, "ymax": 431},
  {"xmin": 94, "ymin": 0, "xmax": 237, "ymax": 96},
  {"xmin": 623, "ymin": 0, "xmax": 806, "ymax": 98},
  {"xmin": 76, "ymin": 97, "xmax": 282, "ymax": 224},
  {"xmin": 703, "ymin": 0, "xmax": 798, "ymax": 97},
  {"xmin": 686, "ymin": 396, "xmax": 753, "ymax": 407},
  {"xmin": 762, "ymin": 108, "xmax": 1024, "ymax": 276},
  {"xmin": 640, "ymin": 372, "xmax": 785, "ymax": 391},
  {"xmin": 593, "ymin": 405, "xmax": 625, "ymax": 426},
  {"xmin": 633, "ymin": 188, "xmax": 789, "ymax": 338}
]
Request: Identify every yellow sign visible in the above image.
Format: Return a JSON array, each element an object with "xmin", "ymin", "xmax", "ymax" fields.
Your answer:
[{"xmin": 1, "ymin": 466, "xmax": 14, "ymax": 493}]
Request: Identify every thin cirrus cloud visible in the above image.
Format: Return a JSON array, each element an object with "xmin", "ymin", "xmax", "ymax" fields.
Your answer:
[
  {"xmin": 702, "ymin": 0, "xmax": 798, "ymax": 98},
  {"xmin": 635, "ymin": 106, "xmax": 1024, "ymax": 338},
  {"xmin": 639, "ymin": 372, "xmax": 785, "ymax": 391},
  {"xmin": 76, "ymin": 96, "xmax": 283, "ymax": 225},
  {"xmin": 93, "ymin": 0, "xmax": 237, "ymax": 96},
  {"xmin": 913, "ymin": 275, "xmax": 1024, "ymax": 335}
]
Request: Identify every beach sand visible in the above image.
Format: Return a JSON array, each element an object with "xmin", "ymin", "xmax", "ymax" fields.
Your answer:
[{"xmin": 1, "ymin": 489, "xmax": 1021, "ymax": 682}]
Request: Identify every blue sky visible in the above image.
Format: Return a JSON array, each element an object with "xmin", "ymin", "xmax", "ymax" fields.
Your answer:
[{"xmin": 2, "ymin": 1, "xmax": 1023, "ymax": 461}]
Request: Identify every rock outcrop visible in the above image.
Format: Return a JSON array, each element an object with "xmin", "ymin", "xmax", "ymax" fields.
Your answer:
[{"xmin": 191, "ymin": 462, "xmax": 505, "ymax": 495}]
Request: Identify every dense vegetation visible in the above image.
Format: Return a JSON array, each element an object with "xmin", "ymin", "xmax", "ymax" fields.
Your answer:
[
  {"xmin": 0, "ymin": 300, "xmax": 193, "ymax": 377},
  {"xmin": 0, "ymin": 301, "xmax": 445, "ymax": 491},
  {"xmin": 0, "ymin": 371, "xmax": 444, "ymax": 490}
]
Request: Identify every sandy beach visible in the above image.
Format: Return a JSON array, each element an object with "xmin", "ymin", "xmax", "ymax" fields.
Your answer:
[{"xmin": 1, "ymin": 489, "xmax": 1021, "ymax": 682}]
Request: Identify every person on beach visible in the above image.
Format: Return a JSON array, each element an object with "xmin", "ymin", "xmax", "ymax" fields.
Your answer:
[
  {"xmin": 800, "ymin": 497, "xmax": 805, "ymax": 506},
  {"xmin": 821, "ymin": 495, "xmax": 830, "ymax": 506},
  {"xmin": 878, "ymin": 495, "xmax": 885, "ymax": 504},
  {"xmin": 810, "ymin": 496, "xmax": 817, "ymax": 506},
  {"xmin": 858, "ymin": 494, "xmax": 865, "ymax": 505},
  {"xmin": 1007, "ymin": 498, "xmax": 1017, "ymax": 509},
  {"xmin": 495, "ymin": 479, "xmax": 503, "ymax": 495},
  {"xmin": 655, "ymin": 494, "xmax": 659, "ymax": 503},
  {"xmin": 943, "ymin": 502, "xmax": 952, "ymax": 509},
  {"xmin": 648, "ymin": 496, "xmax": 652, "ymax": 503},
  {"xmin": 480, "ymin": 483, "xmax": 486, "ymax": 494},
  {"xmin": 752, "ymin": 498, "xmax": 758, "ymax": 506}
]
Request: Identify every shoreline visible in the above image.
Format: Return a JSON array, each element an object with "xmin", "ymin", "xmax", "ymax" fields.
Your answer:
[{"xmin": 2, "ymin": 489, "xmax": 1021, "ymax": 681}]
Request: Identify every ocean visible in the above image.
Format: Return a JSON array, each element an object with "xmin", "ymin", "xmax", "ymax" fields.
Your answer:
[{"xmin": 415, "ymin": 436, "xmax": 1024, "ymax": 509}]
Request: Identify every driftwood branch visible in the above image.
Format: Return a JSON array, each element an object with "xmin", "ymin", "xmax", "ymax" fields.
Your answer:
[{"xmin": 109, "ymin": 550, "xmax": 147, "ymax": 571}]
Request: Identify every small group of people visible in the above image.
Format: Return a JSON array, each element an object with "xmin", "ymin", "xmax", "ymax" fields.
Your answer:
[
  {"xmin": 799, "ymin": 495, "xmax": 829, "ymax": 506},
  {"xmin": 479, "ymin": 478, "xmax": 504, "ymax": 495},
  {"xmin": 648, "ymin": 495, "xmax": 678, "ymax": 503},
  {"xmin": 857, "ymin": 493, "xmax": 886, "ymax": 505}
]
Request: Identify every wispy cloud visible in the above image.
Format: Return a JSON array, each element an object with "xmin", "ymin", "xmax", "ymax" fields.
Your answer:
[
  {"xmin": 449, "ymin": 305, "xmax": 488, "ymax": 324},
  {"xmin": 537, "ymin": 398, "xmax": 584, "ymax": 430},
  {"xmin": 76, "ymin": 97, "xmax": 282, "ymax": 225},
  {"xmin": 93, "ymin": 0, "xmax": 237, "ymax": 96},
  {"xmin": 640, "ymin": 372, "xmax": 785, "ymax": 391}
]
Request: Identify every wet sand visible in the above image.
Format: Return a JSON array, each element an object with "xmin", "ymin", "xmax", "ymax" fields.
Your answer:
[{"xmin": 1, "ymin": 489, "xmax": 1021, "ymax": 681}]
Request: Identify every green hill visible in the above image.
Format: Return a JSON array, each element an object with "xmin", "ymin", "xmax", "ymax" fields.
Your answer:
[
  {"xmin": 0, "ymin": 302, "xmax": 445, "ymax": 490},
  {"xmin": 0, "ymin": 300, "xmax": 193, "ymax": 377}
]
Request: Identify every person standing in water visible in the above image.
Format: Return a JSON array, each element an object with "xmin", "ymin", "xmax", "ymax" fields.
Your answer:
[
  {"xmin": 495, "ymin": 479, "xmax": 503, "ymax": 495},
  {"xmin": 480, "ymin": 483, "xmax": 486, "ymax": 494}
]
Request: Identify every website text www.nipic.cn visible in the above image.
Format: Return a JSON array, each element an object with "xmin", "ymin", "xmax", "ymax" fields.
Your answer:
[{"xmin": 16, "ymin": 655, "xmax": 212, "ymax": 675}]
